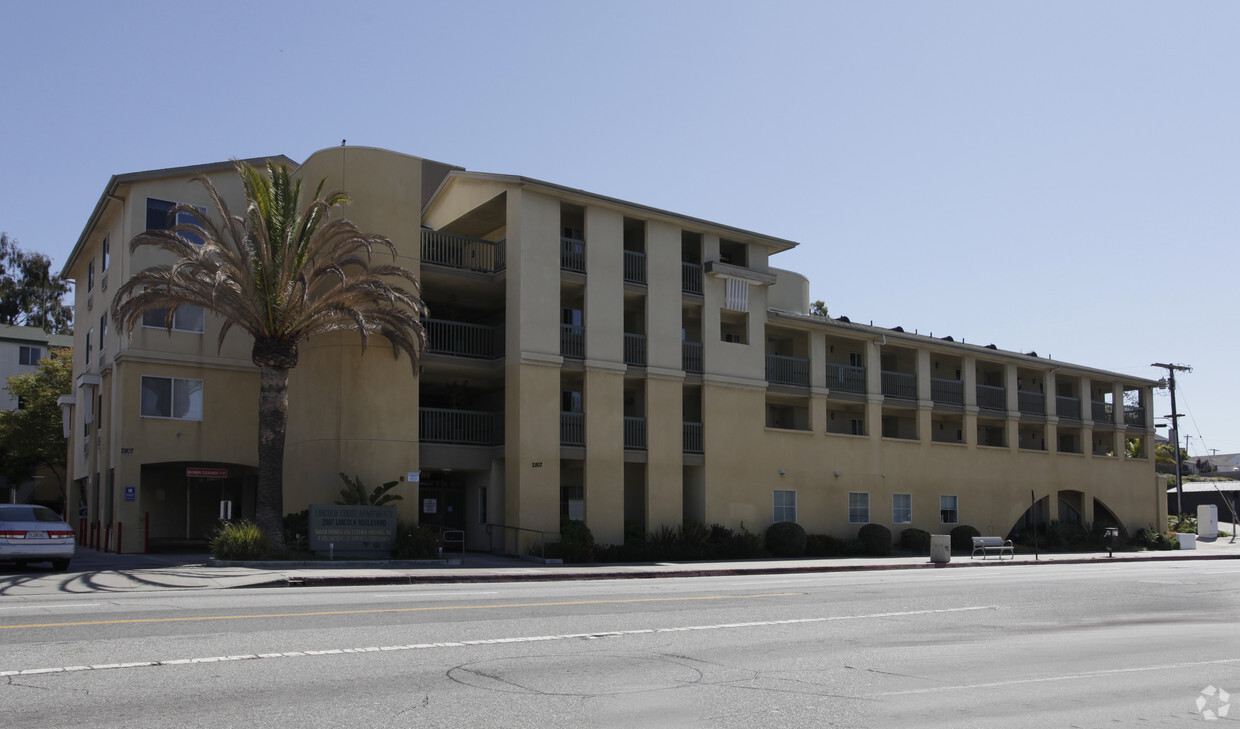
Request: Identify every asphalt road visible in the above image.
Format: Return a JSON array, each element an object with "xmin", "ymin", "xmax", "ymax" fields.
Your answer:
[{"xmin": 2, "ymin": 560, "xmax": 1237, "ymax": 728}]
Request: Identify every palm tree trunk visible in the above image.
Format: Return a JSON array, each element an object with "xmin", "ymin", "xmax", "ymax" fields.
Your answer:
[{"xmin": 256, "ymin": 363, "xmax": 289, "ymax": 550}]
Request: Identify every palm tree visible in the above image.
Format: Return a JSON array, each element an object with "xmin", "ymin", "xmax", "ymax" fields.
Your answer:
[{"xmin": 112, "ymin": 160, "xmax": 426, "ymax": 548}]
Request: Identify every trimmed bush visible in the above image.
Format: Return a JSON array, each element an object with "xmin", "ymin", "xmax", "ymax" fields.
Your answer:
[
  {"xmin": 556, "ymin": 519, "xmax": 596, "ymax": 563},
  {"xmin": 393, "ymin": 521, "xmax": 442, "ymax": 559},
  {"xmin": 900, "ymin": 528, "xmax": 932, "ymax": 553},
  {"xmin": 805, "ymin": 534, "xmax": 844, "ymax": 557},
  {"xmin": 766, "ymin": 521, "xmax": 808, "ymax": 557},
  {"xmin": 210, "ymin": 520, "xmax": 267, "ymax": 561},
  {"xmin": 949, "ymin": 524, "xmax": 981, "ymax": 553},
  {"xmin": 857, "ymin": 523, "xmax": 893, "ymax": 556}
]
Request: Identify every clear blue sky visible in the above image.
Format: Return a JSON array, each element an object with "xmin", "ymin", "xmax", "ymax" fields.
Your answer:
[{"xmin": 2, "ymin": 1, "xmax": 1236, "ymax": 455}]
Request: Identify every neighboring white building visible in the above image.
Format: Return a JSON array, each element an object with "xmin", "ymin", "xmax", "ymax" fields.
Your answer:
[{"xmin": 0, "ymin": 324, "xmax": 72, "ymax": 411}]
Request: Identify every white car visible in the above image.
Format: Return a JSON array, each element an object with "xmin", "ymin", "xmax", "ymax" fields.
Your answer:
[{"xmin": 0, "ymin": 504, "xmax": 75, "ymax": 571}]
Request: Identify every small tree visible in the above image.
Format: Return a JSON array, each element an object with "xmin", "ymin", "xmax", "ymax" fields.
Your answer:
[
  {"xmin": 0, "ymin": 347, "xmax": 72, "ymax": 505},
  {"xmin": 0, "ymin": 233, "xmax": 73, "ymax": 333}
]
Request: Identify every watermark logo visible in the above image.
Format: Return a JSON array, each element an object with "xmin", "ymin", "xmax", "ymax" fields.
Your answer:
[{"xmin": 1195, "ymin": 685, "xmax": 1230, "ymax": 721}]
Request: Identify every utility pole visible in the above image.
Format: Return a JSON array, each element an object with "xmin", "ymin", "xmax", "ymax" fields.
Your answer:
[{"xmin": 1152, "ymin": 362, "xmax": 1192, "ymax": 515}]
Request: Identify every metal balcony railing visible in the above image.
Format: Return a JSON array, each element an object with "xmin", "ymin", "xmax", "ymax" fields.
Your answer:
[
  {"xmin": 624, "ymin": 333, "xmax": 646, "ymax": 366},
  {"xmin": 977, "ymin": 384, "xmax": 1006, "ymax": 411},
  {"xmin": 1018, "ymin": 390, "xmax": 1045, "ymax": 415},
  {"xmin": 682, "ymin": 341, "xmax": 703, "ymax": 373},
  {"xmin": 420, "ymin": 231, "xmax": 506, "ymax": 273},
  {"xmin": 624, "ymin": 416, "xmax": 646, "ymax": 450},
  {"xmin": 561, "ymin": 237, "xmax": 585, "ymax": 273},
  {"xmin": 561, "ymin": 324, "xmax": 584, "ymax": 359},
  {"xmin": 560, "ymin": 412, "xmax": 585, "ymax": 446},
  {"xmin": 683, "ymin": 421, "xmax": 703, "ymax": 453},
  {"xmin": 1092, "ymin": 400, "xmax": 1111, "ymax": 424},
  {"xmin": 424, "ymin": 319, "xmax": 503, "ymax": 359},
  {"xmin": 1124, "ymin": 405, "xmax": 1146, "ymax": 427},
  {"xmin": 766, "ymin": 354, "xmax": 810, "ymax": 387},
  {"xmin": 826, "ymin": 363, "xmax": 866, "ymax": 394},
  {"xmin": 1056, "ymin": 395, "xmax": 1081, "ymax": 421},
  {"xmin": 623, "ymin": 250, "xmax": 645, "ymax": 284},
  {"xmin": 881, "ymin": 370, "xmax": 916, "ymax": 400},
  {"xmin": 930, "ymin": 378, "xmax": 963, "ymax": 405},
  {"xmin": 682, "ymin": 262, "xmax": 702, "ymax": 294},
  {"xmin": 419, "ymin": 408, "xmax": 500, "ymax": 445}
]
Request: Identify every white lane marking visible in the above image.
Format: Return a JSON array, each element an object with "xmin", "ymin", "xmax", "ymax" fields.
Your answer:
[
  {"xmin": 369, "ymin": 592, "xmax": 500, "ymax": 597},
  {"xmin": 882, "ymin": 658, "xmax": 1240, "ymax": 696},
  {"xmin": 0, "ymin": 605, "xmax": 996, "ymax": 677},
  {"xmin": 0, "ymin": 603, "xmax": 102, "ymax": 611}
]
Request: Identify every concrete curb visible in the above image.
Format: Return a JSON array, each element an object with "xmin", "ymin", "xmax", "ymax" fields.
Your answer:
[{"xmin": 236, "ymin": 551, "xmax": 1240, "ymax": 589}]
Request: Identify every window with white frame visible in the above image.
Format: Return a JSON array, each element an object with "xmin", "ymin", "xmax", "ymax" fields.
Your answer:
[
  {"xmin": 147, "ymin": 198, "xmax": 206, "ymax": 245},
  {"xmin": 848, "ymin": 492, "xmax": 869, "ymax": 524},
  {"xmin": 140, "ymin": 376, "xmax": 203, "ymax": 420},
  {"xmin": 892, "ymin": 493, "xmax": 912, "ymax": 524},
  {"xmin": 940, "ymin": 495, "xmax": 959, "ymax": 524},
  {"xmin": 99, "ymin": 313, "xmax": 107, "ymax": 351},
  {"xmin": 773, "ymin": 489, "xmax": 797, "ymax": 523},
  {"xmin": 18, "ymin": 346, "xmax": 42, "ymax": 366},
  {"xmin": 143, "ymin": 305, "xmax": 204, "ymax": 333},
  {"xmin": 101, "ymin": 236, "xmax": 109, "ymax": 270}
]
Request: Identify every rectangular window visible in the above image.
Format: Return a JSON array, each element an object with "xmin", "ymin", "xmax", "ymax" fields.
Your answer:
[
  {"xmin": 773, "ymin": 489, "xmax": 797, "ymax": 523},
  {"xmin": 87, "ymin": 258, "xmax": 95, "ymax": 291},
  {"xmin": 849, "ymin": 352, "xmax": 864, "ymax": 368},
  {"xmin": 146, "ymin": 198, "xmax": 205, "ymax": 244},
  {"xmin": 102, "ymin": 236, "xmax": 109, "ymax": 270},
  {"xmin": 561, "ymin": 484, "xmax": 584, "ymax": 521},
  {"xmin": 142, "ymin": 305, "xmax": 205, "ymax": 333},
  {"xmin": 940, "ymin": 495, "xmax": 959, "ymax": 524},
  {"xmin": 478, "ymin": 487, "xmax": 487, "ymax": 524},
  {"xmin": 140, "ymin": 376, "xmax": 203, "ymax": 420},
  {"xmin": 893, "ymin": 493, "xmax": 912, "ymax": 524},
  {"xmin": 850, "ymin": 418, "xmax": 865, "ymax": 436},
  {"xmin": 848, "ymin": 492, "xmax": 869, "ymax": 524},
  {"xmin": 85, "ymin": 329, "xmax": 92, "ymax": 364},
  {"xmin": 99, "ymin": 314, "xmax": 107, "ymax": 351},
  {"xmin": 18, "ymin": 346, "xmax": 42, "ymax": 365}
]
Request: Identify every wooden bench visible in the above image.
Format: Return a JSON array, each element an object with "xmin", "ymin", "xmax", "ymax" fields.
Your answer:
[{"xmin": 971, "ymin": 536, "xmax": 1014, "ymax": 560}]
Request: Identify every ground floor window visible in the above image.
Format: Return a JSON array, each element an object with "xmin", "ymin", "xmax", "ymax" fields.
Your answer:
[
  {"xmin": 773, "ymin": 489, "xmax": 797, "ymax": 523},
  {"xmin": 849, "ymin": 492, "xmax": 869, "ymax": 523},
  {"xmin": 940, "ymin": 495, "xmax": 958, "ymax": 524},
  {"xmin": 892, "ymin": 493, "xmax": 912, "ymax": 524},
  {"xmin": 561, "ymin": 484, "xmax": 584, "ymax": 521}
]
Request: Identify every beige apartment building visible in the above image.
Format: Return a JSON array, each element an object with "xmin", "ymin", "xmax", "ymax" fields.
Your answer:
[{"xmin": 60, "ymin": 146, "xmax": 1162, "ymax": 553}]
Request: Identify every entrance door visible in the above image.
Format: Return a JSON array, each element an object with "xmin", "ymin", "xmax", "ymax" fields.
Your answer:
[{"xmin": 419, "ymin": 474, "xmax": 465, "ymax": 531}]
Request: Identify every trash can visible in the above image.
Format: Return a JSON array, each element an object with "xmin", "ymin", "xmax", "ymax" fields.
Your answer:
[
  {"xmin": 930, "ymin": 534, "xmax": 951, "ymax": 563},
  {"xmin": 1177, "ymin": 532, "xmax": 1196, "ymax": 550},
  {"xmin": 1198, "ymin": 504, "xmax": 1219, "ymax": 539}
]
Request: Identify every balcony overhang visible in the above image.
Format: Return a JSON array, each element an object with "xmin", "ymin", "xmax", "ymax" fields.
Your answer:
[
  {"xmin": 76, "ymin": 373, "xmax": 101, "ymax": 390},
  {"xmin": 704, "ymin": 260, "xmax": 777, "ymax": 285}
]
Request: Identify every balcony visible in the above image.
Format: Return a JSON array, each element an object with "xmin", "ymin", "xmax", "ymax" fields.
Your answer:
[
  {"xmin": 561, "ymin": 412, "xmax": 585, "ymax": 446},
  {"xmin": 425, "ymin": 319, "xmax": 503, "ymax": 359},
  {"xmin": 682, "ymin": 262, "xmax": 702, "ymax": 294},
  {"xmin": 826, "ymin": 363, "xmax": 866, "ymax": 394},
  {"xmin": 881, "ymin": 370, "xmax": 916, "ymax": 400},
  {"xmin": 421, "ymin": 231, "xmax": 505, "ymax": 273},
  {"xmin": 683, "ymin": 421, "xmax": 703, "ymax": 453},
  {"xmin": 623, "ymin": 250, "xmax": 646, "ymax": 284},
  {"xmin": 977, "ymin": 384, "xmax": 1005, "ymax": 411},
  {"xmin": 1018, "ymin": 390, "xmax": 1044, "ymax": 415},
  {"xmin": 624, "ymin": 333, "xmax": 646, "ymax": 367},
  {"xmin": 766, "ymin": 354, "xmax": 810, "ymax": 387},
  {"xmin": 682, "ymin": 341, "xmax": 703, "ymax": 374},
  {"xmin": 419, "ymin": 408, "xmax": 500, "ymax": 446},
  {"xmin": 561, "ymin": 324, "xmax": 584, "ymax": 359},
  {"xmin": 561, "ymin": 237, "xmax": 585, "ymax": 273},
  {"xmin": 1056, "ymin": 395, "xmax": 1080, "ymax": 421},
  {"xmin": 931, "ymin": 378, "xmax": 963, "ymax": 406},
  {"xmin": 1092, "ymin": 400, "xmax": 1111, "ymax": 424},
  {"xmin": 624, "ymin": 416, "xmax": 646, "ymax": 450},
  {"xmin": 1124, "ymin": 405, "xmax": 1146, "ymax": 428}
]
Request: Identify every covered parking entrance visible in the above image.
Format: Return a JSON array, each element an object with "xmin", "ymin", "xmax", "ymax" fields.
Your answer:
[{"xmin": 140, "ymin": 462, "xmax": 257, "ymax": 550}]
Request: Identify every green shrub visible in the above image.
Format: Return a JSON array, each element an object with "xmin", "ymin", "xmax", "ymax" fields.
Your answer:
[
  {"xmin": 765, "ymin": 521, "xmax": 808, "ymax": 557},
  {"xmin": 283, "ymin": 509, "xmax": 309, "ymax": 549},
  {"xmin": 556, "ymin": 519, "xmax": 596, "ymax": 563},
  {"xmin": 900, "ymin": 528, "xmax": 931, "ymax": 553},
  {"xmin": 210, "ymin": 520, "xmax": 267, "ymax": 561},
  {"xmin": 805, "ymin": 534, "xmax": 843, "ymax": 557},
  {"xmin": 949, "ymin": 524, "xmax": 981, "ymax": 553},
  {"xmin": 393, "ymin": 521, "xmax": 442, "ymax": 559},
  {"xmin": 336, "ymin": 473, "xmax": 403, "ymax": 506},
  {"xmin": 857, "ymin": 523, "xmax": 892, "ymax": 556}
]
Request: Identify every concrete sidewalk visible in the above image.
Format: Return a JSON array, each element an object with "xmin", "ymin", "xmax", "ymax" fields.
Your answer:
[{"xmin": 2, "ymin": 530, "xmax": 1238, "ymax": 596}]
